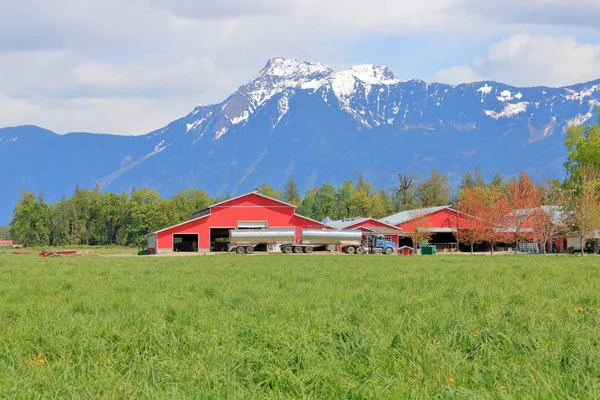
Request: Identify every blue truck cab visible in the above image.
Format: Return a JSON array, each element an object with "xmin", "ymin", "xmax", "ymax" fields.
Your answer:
[{"xmin": 373, "ymin": 234, "xmax": 397, "ymax": 254}]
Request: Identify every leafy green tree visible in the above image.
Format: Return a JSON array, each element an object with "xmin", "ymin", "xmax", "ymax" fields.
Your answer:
[
  {"xmin": 214, "ymin": 193, "xmax": 231, "ymax": 203},
  {"xmin": 257, "ymin": 183, "xmax": 282, "ymax": 199},
  {"xmin": 170, "ymin": 189, "xmax": 212, "ymax": 223},
  {"xmin": 9, "ymin": 191, "xmax": 51, "ymax": 246},
  {"xmin": 98, "ymin": 192, "xmax": 128, "ymax": 245},
  {"xmin": 48, "ymin": 201, "xmax": 69, "ymax": 246},
  {"xmin": 417, "ymin": 170, "xmax": 450, "ymax": 207},
  {"xmin": 565, "ymin": 113, "xmax": 600, "ymax": 181},
  {"xmin": 298, "ymin": 187, "xmax": 318, "ymax": 219},
  {"xmin": 349, "ymin": 175, "xmax": 385, "ymax": 218},
  {"xmin": 335, "ymin": 180, "xmax": 356, "ymax": 219},
  {"xmin": 282, "ymin": 175, "xmax": 301, "ymax": 206},
  {"xmin": 125, "ymin": 189, "xmax": 169, "ymax": 246},
  {"xmin": 71, "ymin": 186, "xmax": 101, "ymax": 245},
  {"xmin": 394, "ymin": 172, "xmax": 419, "ymax": 210},
  {"xmin": 313, "ymin": 184, "xmax": 338, "ymax": 221}
]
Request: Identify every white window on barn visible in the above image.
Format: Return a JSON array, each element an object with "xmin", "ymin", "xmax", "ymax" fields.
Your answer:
[{"xmin": 237, "ymin": 221, "xmax": 268, "ymax": 229}]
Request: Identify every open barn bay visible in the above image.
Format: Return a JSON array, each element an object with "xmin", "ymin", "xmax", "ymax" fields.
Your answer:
[{"xmin": 1, "ymin": 254, "xmax": 599, "ymax": 398}]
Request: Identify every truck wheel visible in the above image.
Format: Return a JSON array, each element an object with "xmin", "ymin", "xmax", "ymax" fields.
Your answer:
[
  {"xmin": 283, "ymin": 246, "xmax": 293, "ymax": 254},
  {"xmin": 245, "ymin": 246, "xmax": 254, "ymax": 254},
  {"xmin": 385, "ymin": 247, "xmax": 393, "ymax": 255},
  {"xmin": 355, "ymin": 246, "xmax": 364, "ymax": 254},
  {"xmin": 346, "ymin": 246, "xmax": 356, "ymax": 254},
  {"xmin": 235, "ymin": 246, "xmax": 245, "ymax": 254},
  {"xmin": 303, "ymin": 246, "xmax": 313, "ymax": 253},
  {"xmin": 293, "ymin": 246, "xmax": 303, "ymax": 254}
]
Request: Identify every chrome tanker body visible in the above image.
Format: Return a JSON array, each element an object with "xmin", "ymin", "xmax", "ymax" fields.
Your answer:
[
  {"xmin": 229, "ymin": 229, "xmax": 295, "ymax": 245},
  {"xmin": 300, "ymin": 229, "xmax": 365, "ymax": 254},
  {"xmin": 300, "ymin": 229, "xmax": 362, "ymax": 245},
  {"xmin": 229, "ymin": 229, "xmax": 295, "ymax": 254}
]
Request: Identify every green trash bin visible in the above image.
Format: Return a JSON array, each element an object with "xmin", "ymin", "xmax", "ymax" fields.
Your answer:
[{"xmin": 421, "ymin": 246, "xmax": 437, "ymax": 255}]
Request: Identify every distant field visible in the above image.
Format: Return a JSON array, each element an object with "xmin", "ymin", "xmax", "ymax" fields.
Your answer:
[
  {"xmin": 0, "ymin": 225, "xmax": 9, "ymax": 239},
  {"xmin": 2, "ymin": 245, "xmax": 139, "ymax": 255},
  {"xmin": 0, "ymin": 254, "xmax": 599, "ymax": 398}
]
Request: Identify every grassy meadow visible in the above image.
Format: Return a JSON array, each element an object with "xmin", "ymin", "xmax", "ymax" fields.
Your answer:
[{"xmin": 0, "ymin": 253, "xmax": 599, "ymax": 398}]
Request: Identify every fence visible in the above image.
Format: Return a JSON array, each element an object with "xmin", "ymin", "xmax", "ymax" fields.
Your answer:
[{"xmin": 429, "ymin": 242, "xmax": 458, "ymax": 252}]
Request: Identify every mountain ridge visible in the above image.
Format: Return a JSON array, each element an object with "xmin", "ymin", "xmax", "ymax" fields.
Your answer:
[{"xmin": 1, "ymin": 57, "xmax": 599, "ymax": 224}]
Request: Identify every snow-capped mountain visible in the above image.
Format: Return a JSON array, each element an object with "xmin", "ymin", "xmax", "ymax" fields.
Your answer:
[{"xmin": 1, "ymin": 57, "xmax": 599, "ymax": 224}]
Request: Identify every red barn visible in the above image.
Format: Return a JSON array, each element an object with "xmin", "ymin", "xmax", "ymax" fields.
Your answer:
[
  {"xmin": 327, "ymin": 217, "xmax": 403, "ymax": 246},
  {"xmin": 0, "ymin": 239, "xmax": 13, "ymax": 247},
  {"xmin": 148, "ymin": 192, "xmax": 330, "ymax": 253},
  {"xmin": 380, "ymin": 206, "xmax": 473, "ymax": 251}
]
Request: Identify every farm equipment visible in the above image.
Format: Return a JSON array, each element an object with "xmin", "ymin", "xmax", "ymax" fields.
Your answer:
[
  {"xmin": 228, "ymin": 229, "xmax": 396, "ymax": 255},
  {"xmin": 39, "ymin": 249, "xmax": 79, "ymax": 257}
]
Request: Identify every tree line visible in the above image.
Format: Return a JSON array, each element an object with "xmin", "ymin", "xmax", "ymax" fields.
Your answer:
[
  {"xmin": 8, "ymin": 169, "xmax": 488, "ymax": 248},
  {"xmin": 9, "ymin": 113, "xmax": 600, "ymax": 250}
]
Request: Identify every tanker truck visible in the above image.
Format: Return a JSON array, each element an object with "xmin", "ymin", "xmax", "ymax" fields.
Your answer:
[{"xmin": 228, "ymin": 229, "xmax": 396, "ymax": 255}]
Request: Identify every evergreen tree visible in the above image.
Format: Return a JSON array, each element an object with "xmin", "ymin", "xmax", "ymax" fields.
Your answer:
[
  {"xmin": 379, "ymin": 188, "xmax": 395, "ymax": 216},
  {"xmin": 491, "ymin": 172, "xmax": 504, "ymax": 190},
  {"xmin": 461, "ymin": 171, "xmax": 474, "ymax": 189},
  {"xmin": 282, "ymin": 175, "xmax": 301, "ymax": 206},
  {"xmin": 474, "ymin": 166, "xmax": 486, "ymax": 188}
]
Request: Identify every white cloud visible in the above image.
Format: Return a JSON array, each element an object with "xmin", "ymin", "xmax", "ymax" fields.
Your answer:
[
  {"xmin": 432, "ymin": 65, "xmax": 484, "ymax": 85},
  {"xmin": 433, "ymin": 34, "xmax": 600, "ymax": 87},
  {"xmin": 0, "ymin": 93, "xmax": 196, "ymax": 135}
]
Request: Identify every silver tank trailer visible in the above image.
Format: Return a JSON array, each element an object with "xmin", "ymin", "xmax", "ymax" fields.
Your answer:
[
  {"xmin": 229, "ymin": 229, "xmax": 296, "ymax": 245},
  {"xmin": 300, "ymin": 229, "xmax": 362, "ymax": 245}
]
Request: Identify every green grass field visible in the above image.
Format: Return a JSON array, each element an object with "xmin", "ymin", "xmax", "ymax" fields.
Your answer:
[{"xmin": 0, "ymin": 254, "xmax": 599, "ymax": 398}]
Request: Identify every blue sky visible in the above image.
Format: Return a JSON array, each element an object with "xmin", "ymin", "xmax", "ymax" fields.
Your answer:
[{"xmin": 0, "ymin": 0, "xmax": 599, "ymax": 135}]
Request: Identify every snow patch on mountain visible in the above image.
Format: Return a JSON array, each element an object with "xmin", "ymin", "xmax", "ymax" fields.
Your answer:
[
  {"xmin": 274, "ymin": 94, "xmax": 289, "ymax": 128},
  {"xmin": 477, "ymin": 84, "xmax": 492, "ymax": 95},
  {"xmin": 230, "ymin": 110, "xmax": 249, "ymax": 125},
  {"xmin": 566, "ymin": 113, "xmax": 592, "ymax": 128},
  {"xmin": 485, "ymin": 102, "xmax": 529, "ymax": 119},
  {"xmin": 564, "ymin": 85, "xmax": 599, "ymax": 102},
  {"xmin": 497, "ymin": 90, "xmax": 514, "ymax": 102},
  {"xmin": 215, "ymin": 127, "xmax": 228, "ymax": 140},
  {"xmin": 186, "ymin": 118, "xmax": 205, "ymax": 133}
]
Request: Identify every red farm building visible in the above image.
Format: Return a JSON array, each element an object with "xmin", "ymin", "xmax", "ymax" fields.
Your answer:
[
  {"xmin": 500, "ymin": 206, "xmax": 567, "ymax": 253},
  {"xmin": 327, "ymin": 217, "xmax": 403, "ymax": 246},
  {"xmin": 147, "ymin": 192, "xmax": 330, "ymax": 253},
  {"xmin": 380, "ymin": 206, "xmax": 474, "ymax": 251}
]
